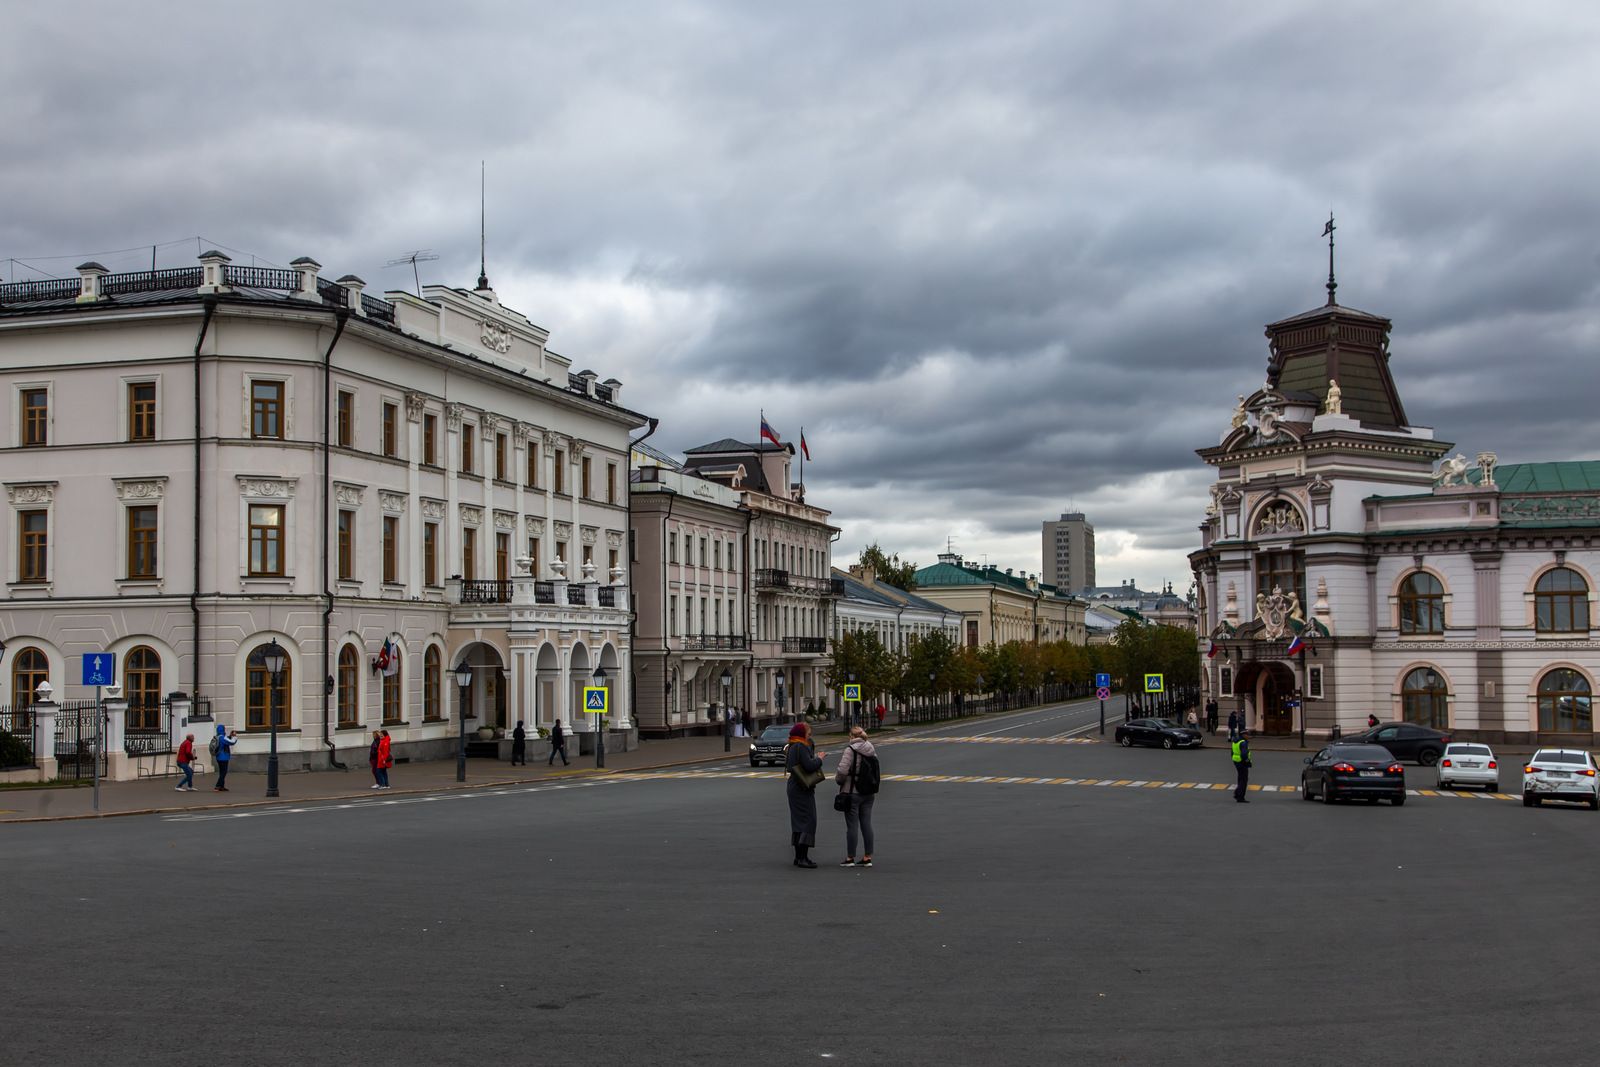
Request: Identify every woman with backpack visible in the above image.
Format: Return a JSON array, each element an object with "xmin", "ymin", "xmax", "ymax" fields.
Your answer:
[
  {"xmin": 784, "ymin": 721, "xmax": 826, "ymax": 869},
  {"xmin": 834, "ymin": 726, "xmax": 878, "ymax": 867}
]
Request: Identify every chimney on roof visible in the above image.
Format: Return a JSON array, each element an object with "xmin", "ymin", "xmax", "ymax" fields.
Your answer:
[
  {"xmin": 75, "ymin": 262, "xmax": 108, "ymax": 303},
  {"xmin": 337, "ymin": 275, "xmax": 366, "ymax": 317},
  {"xmin": 578, "ymin": 369, "xmax": 598, "ymax": 398},
  {"xmin": 197, "ymin": 250, "xmax": 232, "ymax": 294},
  {"xmin": 848, "ymin": 563, "xmax": 876, "ymax": 586},
  {"xmin": 290, "ymin": 257, "xmax": 321, "ymax": 301},
  {"xmin": 602, "ymin": 377, "xmax": 622, "ymax": 404}
]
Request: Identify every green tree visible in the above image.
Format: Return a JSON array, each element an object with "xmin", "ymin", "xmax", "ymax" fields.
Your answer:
[{"xmin": 857, "ymin": 543, "xmax": 918, "ymax": 590}]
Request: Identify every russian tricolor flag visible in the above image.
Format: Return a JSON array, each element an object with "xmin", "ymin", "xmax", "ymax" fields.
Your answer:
[
  {"xmin": 760, "ymin": 416, "xmax": 781, "ymax": 447},
  {"xmin": 1286, "ymin": 632, "xmax": 1306, "ymax": 656}
]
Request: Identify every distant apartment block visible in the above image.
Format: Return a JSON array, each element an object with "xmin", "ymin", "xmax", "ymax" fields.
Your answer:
[{"xmin": 1042, "ymin": 512, "xmax": 1095, "ymax": 592}]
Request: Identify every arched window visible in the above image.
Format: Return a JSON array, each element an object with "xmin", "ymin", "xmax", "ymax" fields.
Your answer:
[
  {"xmin": 337, "ymin": 645, "xmax": 360, "ymax": 728},
  {"xmin": 126, "ymin": 646, "xmax": 162, "ymax": 730},
  {"xmin": 1537, "ymin": 668, "xmax": 1592, "ymax": 733},
  {"xmin": 382, "ymin": 669, "xmax": 403, "ymax": 724},
  {"xmin": 1534, "ymin": 568, "xmax": 1590, "ymax": 633},
  {"xmin": 1398, "ymin": 573, "xmax": 1444, "ymax": 635},
  {"xmin": 246, "ymin": 644, "xmax": 291, "ymax": 730},
  {"xmin": 1401, "ymin": 667, "xmax": 1449, "ymax": 729},
  {"xmin": 424, "ymin": 646, "xmax": 442, "ymax": 721},
  {"xmin": 11, "ymin": 647, "xmax": 48, "ymax": 706}
]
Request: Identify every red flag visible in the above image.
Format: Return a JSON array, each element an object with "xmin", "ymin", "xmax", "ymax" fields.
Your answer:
[
  {"xmin": 760, "ymin": 416, "xmax": 780, "ymax": 447},
  {"xmin": 800, "ymin": 431, "xmax": 810, "ymax": 461}
]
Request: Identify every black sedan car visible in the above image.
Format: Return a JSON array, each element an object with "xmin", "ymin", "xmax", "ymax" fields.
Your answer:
[
  {"xmin": 1339, "ymin": 722, "xmax": 1452, "ymax": 766},
  {"xmin": 1114, "ymin": 718, "xmax": 1203, "ymax": 750},
  {"xmin": 1301, "ymin": 744, "xmax": 1407, "ymax": 805},
  {"xmin": 749, "ymin": 724, "xmax": 791, "ymax": 767}
]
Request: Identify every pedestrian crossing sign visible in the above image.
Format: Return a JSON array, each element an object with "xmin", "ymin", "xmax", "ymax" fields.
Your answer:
[
  {"xmin": 583, "ymin": 686, "xmax": 609, "ymax": 714},
  {"xmin": 1144, "ymin": 674, "xmax": 1165, "ymax": 694},
  {"xmin": 843, "ymin": 684, "xmax": 861, "ymax": 703}
]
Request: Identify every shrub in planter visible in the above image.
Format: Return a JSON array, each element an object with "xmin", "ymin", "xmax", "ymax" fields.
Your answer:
[{"xmin": 0, "ymin": 731, "xmax": 34, "ymax": 768}]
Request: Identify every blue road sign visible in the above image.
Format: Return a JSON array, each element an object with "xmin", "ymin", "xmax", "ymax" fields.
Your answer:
[
  {"xmin": 583, "ymin": 686, "xmax": 609, "ymax": 714},
  {"xmin": 1095, "ymin": 673, "xmax": 1111, "ymax": 689},
  {"xmin": 82, "ymin": 652, "xmax": 116, "ymax": 687}
]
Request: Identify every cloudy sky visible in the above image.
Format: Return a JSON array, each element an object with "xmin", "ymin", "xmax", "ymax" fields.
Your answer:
[{"xmin": 5, "ymin": 2, "xmax": 1597, "ymax": 591}]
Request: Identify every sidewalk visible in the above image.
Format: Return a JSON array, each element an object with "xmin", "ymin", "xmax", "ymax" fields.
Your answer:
[{"xmin": 0, "ymin": 730, "xmax": 762, "ymax": 824}]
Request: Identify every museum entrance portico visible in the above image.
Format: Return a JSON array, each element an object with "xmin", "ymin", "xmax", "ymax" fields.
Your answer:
[{"xmin": 1235, "ymin": 660, "xmax": 1299, "ymax": 736}]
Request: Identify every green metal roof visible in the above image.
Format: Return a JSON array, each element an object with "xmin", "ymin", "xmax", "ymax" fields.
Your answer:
[{"xmin": 1470, "ymin": 462, "xmax": 1600, "ymax": 493}]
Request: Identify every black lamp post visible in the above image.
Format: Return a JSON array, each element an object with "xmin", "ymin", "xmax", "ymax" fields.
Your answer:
[
  {"xmin": 261, "ymin": 639, "xmax": 286, "ymax": 798},
  {"xmin": 593, "ymin": 665, "xmax": 607, "ymax": 769},
  {"xmin": 928, "ymin": 670, "xmax": 935, "ymax": 721},
  {"xmin": 455, "ymin": 659, "xmax": 472, "ymax": 782},
  {"xmin": 721, "ymin": 667, "xmax": 733, "ymax": 752},
  {"xmin": 776, "ymin": 672, "xmax": 786, "ymax": 724}
]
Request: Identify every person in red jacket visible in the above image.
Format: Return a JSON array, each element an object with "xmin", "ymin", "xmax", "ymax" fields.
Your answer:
[
  {"xmin": 376, "ymin": 730, "xmax": 393, "ymax": 789},
  {"xmin": 174, "ymin": 732, "xmax": 197, "ymax": 791}
]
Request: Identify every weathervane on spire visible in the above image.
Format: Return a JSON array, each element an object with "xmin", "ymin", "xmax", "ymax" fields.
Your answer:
[{"xmin": 1322, "ymin": 212, "xmax": 1336, "ymax": 306}]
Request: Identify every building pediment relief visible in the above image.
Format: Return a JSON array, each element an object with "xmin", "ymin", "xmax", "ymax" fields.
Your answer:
[{"xmin": 1251, "ymin": 499, "xmax": 1305, "ymax": 538}]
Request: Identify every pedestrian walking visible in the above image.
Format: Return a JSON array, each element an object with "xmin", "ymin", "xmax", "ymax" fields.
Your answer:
[
  {"xmin": 1205, "ymin": 699, "xmax": 1219, "ymax": 735},
  {"xmin": 1227, "ymin": 709, "xmax": 1239, "ymax": 740},
  {"xmin": 211, "ymin": 724, "xmax": 237, "ymax": 791},
  {"xmin": 175, "ymin": 732, "xmax": 197, "ymax": 791},
  {"xmin": 511, "ymin": 721, "xmax": 527, "ymax": 766},
  {"xmin": 548, "ymin": 719, "xmax": 570, "ymax": 765},
  {"xmin": 834, "ymin": 726, "xmax": 878, "ymax": 867},
  {"xmin": 1232, "ymin": 730, "xmax": 1253, "ymax": 803},
  {"xmin": 1186, "ymin": 708, "xmax": 1200, "ymax": 731},
  {"xmin": 376, "ymin": 729, "xmax": 393, "ymax": 789},
  {"xmin": 368, "ymin": 729, "xmax": 383, "ymax": 788},
  {"xmin": 874, "ymin": 703, "xmax": 886, "ymax": 731},
  {"xmin": 784, "ymin": 721, "xmax": 826, "ymax": 868}
]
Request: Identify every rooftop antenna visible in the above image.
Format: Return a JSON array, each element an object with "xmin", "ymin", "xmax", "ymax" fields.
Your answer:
[
  {"xmin": 384, "ymin": 250, "xmax": 439, "ymax": 297},
  {"xmin": 477, "ymin": 160, "xmax": 489, "ymax": 291}
]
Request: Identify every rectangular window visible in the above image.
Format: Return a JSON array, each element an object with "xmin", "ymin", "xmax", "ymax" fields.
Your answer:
[
  {"xmin": 495, "ymin": 434, "xmax": 507, "ymax": 481},
  {"xmin": 248, "ymin": 504, "xmax": 285, "ymax": 576},
  {"xmin": 556, "ymin": 540, "xmax": 567, "ymax": 568},
  {"xmin": 554, "ymin": 450, "xmax": 565, "ymax": 493},
  {"xmin": 668, "ymin": 534, "xmax": 677, "ymax": 564},
  {"xmin": 608, "ymin": 549, "xmax": 619, "ymax": 580},
  {"xmin": 581, "ymin": 456, "xmax": 592, "ymax": 499},
  {"xmin": 714, "ymin": 600, "xmax": 721, "ymax": 633},
  {"xmin": 336, "ymin": 391, "xmax": 354, "ymax": 448},
  {"xmin": 462, "ymin": 526, "xmax": 477, "ymax": 578},
  {"xmin": 700, "ymin": 537, "xmax": 708, "ymax": 566},
  {"xmin": 337, "ymin": 510, "xmax": 354, "ymax": 581},
  {"xmin": 128, "ymin": 383, "xmax": 157, "ymax": 442},
  {"xmin": 382, "ymin": 672, "xmax": 403, "ymax": 725},
  {"xmin": 461, "ymin": 424, "xmax": 476, "ymax": 474},
  {"xmin": 382, "ymin": 402, "xmax": 398, "ymax": 457},
  {"xmin": 965, "ymin": 619, "xmax": 979, "ymax": 648},
  {"xmin": 382, "ymin": 515, "xmax": 399, "ymax": 583},
  {"xmin": 250, "ymin": 380, "xmax": 283, "ymax": 440},
  {"xmin": 127, "ymin": 505, "xmax": 158, "ymax": 579},
  {"xmin": 669, "ymin": 596, "xmax": 678, "ymax": 637},
  {"xmin": 582, "ymin": 544, "xmax": 594, "ymax": 569},
  {"xmin": 607, "ymin": 462, "xmax": 617, "ymax": 504},
  {"xmin": 422, "ymin": 413, "xmax": 437, "ymax": 465},
  {"xmin": 19, "ymin": 509, "xmax": 48, "ymax": 581},
  {"xmin": 21, "ymin": 388, "xmax": 48, "ymax": 447},
  {"xmin": 714, "ymin": 542, "xmax": 721, "ymax": 570},
  {"xmin": 526, "ymin": 442, "xmax": 540, "ymax": 487},
  {"xmin": 424, "ymin": 522, "xmax": 439, "ymax": 586},
  {"xmin": 527, "ymin": 537, "xmax": 540, "ymax": 571},
  {"xmin": 496, "ymin": 532, "xmax": 510, "ymax": 583}
]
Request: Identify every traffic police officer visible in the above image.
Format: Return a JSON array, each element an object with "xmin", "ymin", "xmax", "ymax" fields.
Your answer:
[{"xmin": 1231, "ymin": 729, "xmax": 1253, "ymax": 803}]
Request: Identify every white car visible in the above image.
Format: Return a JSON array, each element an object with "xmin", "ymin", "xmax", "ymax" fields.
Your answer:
[
  {"xmin": 1521, "ymin": 749, "xmax": 1600, "ymax": 809},
  {"xmin": 1436, "ymin": 743, "xmax": 1499, "ymax": 791}
]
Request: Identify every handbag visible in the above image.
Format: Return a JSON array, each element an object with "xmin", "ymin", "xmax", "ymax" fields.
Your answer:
[{"xmin": 833, "ymin": 792, "xmax": 851, "ymax": 812}]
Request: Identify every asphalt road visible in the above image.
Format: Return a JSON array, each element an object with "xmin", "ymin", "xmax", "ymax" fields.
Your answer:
[{"xmin": 4, "ymin": 697, "xmax": 1594, "ymax": 1066}]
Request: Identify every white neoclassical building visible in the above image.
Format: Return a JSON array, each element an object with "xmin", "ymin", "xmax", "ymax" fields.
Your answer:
[
  {"xmin": 0, "ymin": 252, "xmax": 647, "ymax": 776},
  {"xmin": 1190, "ymin": 284, "xmax": 1597, "ymax": 745}
]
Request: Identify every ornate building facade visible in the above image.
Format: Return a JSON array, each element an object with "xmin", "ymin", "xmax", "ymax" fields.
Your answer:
[
  {"xmin": 0, "ymin": 252, "xmax": 645, "ymax": 776},
  {"xmin": 1191, "ymin": 289, "xmax": 1596, "ymax": 743}
]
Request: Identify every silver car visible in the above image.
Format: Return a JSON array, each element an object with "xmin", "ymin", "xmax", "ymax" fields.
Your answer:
[
  {"xmin": 1521, "ymin": 748, "xmax": 1600, "ymax": 809},
  {"xmin": 1436, "ymin": 742, "xmax": 1499, "ymax": 791}
]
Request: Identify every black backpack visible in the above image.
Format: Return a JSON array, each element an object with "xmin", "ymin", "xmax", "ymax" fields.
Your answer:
[{"xmin": 851, "ymin": 744, "xmax": 881, "ymax": 796}]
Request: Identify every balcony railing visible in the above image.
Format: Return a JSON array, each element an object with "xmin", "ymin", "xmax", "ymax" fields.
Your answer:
[
  {"xmin": 567, "ymin": 585, "xmax": 587, "ymax": 606},
  {"xmin": 682, "ymin": 634, "xmax": 750, "ymax": 651},
  {"xmin": 782, "ymin": 637, "xmax": 827, "ymax": 654},
  {"xmin": 534, "ymin": 581, "xmax": 556, "ymax": 604},
  {"xmin": 755, "ymin": 570, "xmax": 839, "ymax": 596},
  {"xmin": 597, "ymin": 586, "xmax": 617, "ymax": 607},
  {"xmin": 461, "ymin": 579, "xmax": 512, "ymax": 604}
]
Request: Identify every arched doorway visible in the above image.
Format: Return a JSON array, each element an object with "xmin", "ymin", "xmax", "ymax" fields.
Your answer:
[
  {"xmin": 454, "ymin": 642, "xmax": 508, "ymax": 730},
  {"xmin": 1258, "ymin": 662, "xmax": 1297, "ymax": 736}
]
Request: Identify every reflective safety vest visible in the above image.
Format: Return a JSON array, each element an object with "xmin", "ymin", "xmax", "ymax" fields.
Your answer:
[{"xmin": 1231, "ymin": 740, "xmax": 1247, "ymax": 763}]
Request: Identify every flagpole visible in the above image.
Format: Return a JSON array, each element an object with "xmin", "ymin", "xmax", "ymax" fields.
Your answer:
[{"xmin": 798, "ymin": 425, "xmax": 804, "ymax": 486}]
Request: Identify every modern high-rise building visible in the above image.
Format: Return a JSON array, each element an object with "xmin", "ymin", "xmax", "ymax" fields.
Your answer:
[{"xmin": 1042, "ymin": 513, "xmax": 1095, "ymax": 592}]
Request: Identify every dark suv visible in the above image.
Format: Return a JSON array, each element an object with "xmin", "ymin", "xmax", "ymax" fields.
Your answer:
[
  {"xmin": 1340, "ymin": 722, "xmax": 1451, "ymax": 766},
  {"xmin": 748, "ymin": 724, "xmax": 791, "ymax": 767}
]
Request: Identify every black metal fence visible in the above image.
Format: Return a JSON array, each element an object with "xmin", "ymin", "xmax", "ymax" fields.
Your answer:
[
  {"xmin": 896, "ymin": 682, "xmax": 1099, "ymax": 726},
  {"xmin": 54, "ymin": 701, "xmax": 106, "ymax": 780},
  {"xmin": 125, "ymin": 699, "xmax": 175, "ymax": 756},
  {"xmin": 1, "ymin": 705, "xmax": 37, "ymax": 769}
]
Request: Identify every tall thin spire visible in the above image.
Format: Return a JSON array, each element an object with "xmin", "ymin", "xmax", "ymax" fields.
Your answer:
[
  {"xmin": 1322, "ymin": 212, "xmax": 1336, "ymax": 306},
  {"xmin": 477, "ymin": 160, "xmax": 490, "ymax": 291}
]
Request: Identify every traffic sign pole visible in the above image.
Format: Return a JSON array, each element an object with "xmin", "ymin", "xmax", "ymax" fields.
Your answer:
[
  {"xmin": 1099, "ymin": 693, "xmax": 1105, "ymax": 736},
  {"xmin": 94, "ymin": 684, "xmax": 101, "ymax": 813}
]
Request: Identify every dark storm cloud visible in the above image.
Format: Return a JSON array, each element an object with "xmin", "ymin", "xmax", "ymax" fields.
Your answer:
[{"xmin": 4, "ymin": 1, "xmax": 1597, "ymax": 589}]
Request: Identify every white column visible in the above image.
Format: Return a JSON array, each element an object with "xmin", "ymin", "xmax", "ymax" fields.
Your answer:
[
  {"xmin": 32, "ymin": 702, "xmax": 58, "ymax": 780},
  {"xmin": 103, "ymin": 698, "xmax": 131, "ymax": 781}
]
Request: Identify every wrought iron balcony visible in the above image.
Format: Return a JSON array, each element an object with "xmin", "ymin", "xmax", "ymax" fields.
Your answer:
[
  {"xmin": 782, "ymin": 637, "xmax": 827, "ymax": 654},
  {"xmin": 534, "ymin": 581, "xmax": 556, "ymax": 604},
  {"xmin": 567, "ymin": 585, "xmax": 587, "ymax": 605},
  {"xmin": 682, "ymin": 634, "xmax": 750, "ymax": 651},
  {"xmin": 597, "ymin": 586, "xmax": 617, "ymax": 607},
  {"xmin": 755, "ymin": 569, "xmax": 839, "ymax": 596},
  {"xmin": 461, "ymin": 579, "xmax": 512, "ymax": 604}
]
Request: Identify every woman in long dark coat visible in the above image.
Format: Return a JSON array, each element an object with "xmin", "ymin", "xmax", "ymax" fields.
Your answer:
[{"xmin": 784, "ymin": 722, "xmax": 826, "ymax": 868}]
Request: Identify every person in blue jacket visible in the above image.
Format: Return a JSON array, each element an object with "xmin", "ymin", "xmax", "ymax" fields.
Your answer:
[{"xmin": 213, "ymin": 723, "xmax": 238, "ymax": 792}]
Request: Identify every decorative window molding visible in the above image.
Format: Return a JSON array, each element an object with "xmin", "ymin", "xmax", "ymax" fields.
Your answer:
[
  {"xmin": 379, "ymin": 491, "xmax": 408, "ymax": 514},
  {"xmin": 333, "ymin": 482, "xmax": 365, "ymax": 508},
  {"xmin": 420, "ymin": 498, "xmax": 447, "ymax": 521},
  {"xmin": 494, "ymin": 510, "xmax": 516, "ymax": 531},
  {"xmin": 1251, "ymin": 498, "xmax": 1306, "ymax": 538},
  {"xmin": 404, "ymin": 392, "xmax": 428, "ymax": 424},
  {"xmin": 13, "ymin": 381, "xmax": 53, "ymax": 449},
  {"xmin": 6, "ymin": 481, "xmax": 58, "ymax": 507},
  {"xmin": 459, "ymin": 504, "xmax": 484, "ymax": 526},
  {"xmin": 121, "ymin": 374, "xmax": 162, "ymax": 443},
  {"xmin": 237, "ymin": 477, "xmax": 296, "ymax": 500},
  {"xmin": 525, "ymin": 516, "xmax": 546, "ymax": 537}
]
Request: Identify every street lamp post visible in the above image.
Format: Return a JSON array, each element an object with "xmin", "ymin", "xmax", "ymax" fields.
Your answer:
[
  {"xmin": 455, "ymin": 660, "xmax": 473, "ymax": 782},
  {"xmin": 593, "ymin": 665, "xmax": 608, "ymax": 769},
  {"xmin": 776, "ymin": 673, "xmax": 786, "ymax": 725},
  {"xmin": 721, "ymin": 668, "xmax": 733, "ymax": 752},
  {"xmin": 261, "ymin": 639, "xmax": 286, "ymax": 799},
  {"xmin": 927, "ymin": 671, "xmax": 935, "ymax": 722}
]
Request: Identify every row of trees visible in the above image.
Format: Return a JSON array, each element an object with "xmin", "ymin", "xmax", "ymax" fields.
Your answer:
[{"xmin": 820, "ymin": 620, "xmax": 1199, "ymax": 711}]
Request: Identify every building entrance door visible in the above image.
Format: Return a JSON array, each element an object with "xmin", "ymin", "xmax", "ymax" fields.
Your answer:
[{"xmin": 1259, "ymin": 664, "xmax": 1296, "ymax": 736}]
